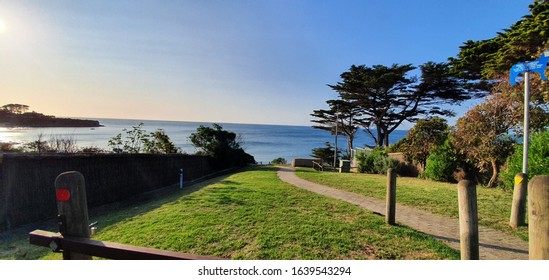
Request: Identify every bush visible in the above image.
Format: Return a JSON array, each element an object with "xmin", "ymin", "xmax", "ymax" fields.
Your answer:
[
  {"xmin": 499, "ymin": 130, "xmax": 549, "ymax": 190},
  {"xmin": 271, "ymin": 157, "xmax": 287, "ymax": 165},
  {"xmin": 189, "ymin": 123, "xmax": 255, "ymax": 169},
  {"xmin": 423, "ymin": 139, "xmax": 459, "ymax": 182},
  {"xmin": 311, "ymin": 142, "xmax": 339, "ymax": 166},
  {"xmin": 356, "ymin": 149, "xmax": 400, "ymax": 174}
]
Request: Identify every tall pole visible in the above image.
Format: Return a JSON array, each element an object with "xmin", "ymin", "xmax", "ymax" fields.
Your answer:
[
  {"xmin": 333, "ymin": 113, "xmax": 339, "ymax": 168},
  {"xmin": 523, "ymin": 71, "xmax": 530, "ymax": 175}
]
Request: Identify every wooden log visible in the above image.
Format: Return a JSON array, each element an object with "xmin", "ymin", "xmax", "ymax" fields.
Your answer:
[
  {"xmin": 510, "ymin": 173, "xmax": 527, "ymax": 228},
  {"xmin": 386, "ymin": 168, "xmax": 397, "ymax": 225},
  {"xmin": 457, "ymin": 180, "xmax": 479, "ymax": 260},
  {"xmin": 55, "ymin": 171, "xmax": 92, "ymax": 260},
  {"xmin": 28, "ymin": 230, "xmax": 224, "ymax": 260},
  {"xmin": 528, "ymin": 175, "xmax": 549, "ymax": 260}
]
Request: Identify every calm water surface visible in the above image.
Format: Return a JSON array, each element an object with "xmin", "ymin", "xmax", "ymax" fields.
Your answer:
[{"xmin": 0, "ymin": 118, "xmax": 408, "ymax": 163}]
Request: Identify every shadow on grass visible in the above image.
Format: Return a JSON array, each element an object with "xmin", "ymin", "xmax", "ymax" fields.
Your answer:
[{"xmin": 0, "ymin": 167, "xmax": 264, "ymax": 260}]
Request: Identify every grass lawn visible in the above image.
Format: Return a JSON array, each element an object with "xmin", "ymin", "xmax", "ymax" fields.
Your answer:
[
  {"xmin": 0, "ymin": 166, "xmax": 458, "ymax": 260},
  {"xmin": 295, "ymin": 168, "xmax": 528, "ymax": 241}
]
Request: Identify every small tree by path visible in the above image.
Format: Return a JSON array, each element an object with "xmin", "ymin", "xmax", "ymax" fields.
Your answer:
[{"xmin": 452, "ymin": 93, "xmax": 516, "ymax": 188}]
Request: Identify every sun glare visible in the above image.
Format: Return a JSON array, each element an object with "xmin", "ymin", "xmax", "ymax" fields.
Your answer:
[{"xmin": 0, "ymin": 18, "xmax": 7, "ymax": 33}]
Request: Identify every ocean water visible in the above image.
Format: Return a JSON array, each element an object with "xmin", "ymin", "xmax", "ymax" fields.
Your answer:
[{"xmin": 0, "ymin": 118, "xmax": 408, "ymax": 163}]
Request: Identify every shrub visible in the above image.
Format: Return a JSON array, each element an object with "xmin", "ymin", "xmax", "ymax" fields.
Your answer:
[
  {"xmin": 423, "ymin": 139, "xmax": 459, "ymax": 182},
  {"xmin": 499, "ymin": 130, "xmax": 549, "ymax": 190},
  {"xmin": 356, "ymin": 149, "xmax": 400, "ymax": 174},
  {"xmin": 0, "ymin": 142, "xmax": 23, "ymax": 152},
  {"xmin": 311, "ymin": 142, "xmax": 339, "ymax": 166},
  {"xmin": 189, "ymin": 123, "xmax": 255, "ymax": 169},
  {"xmin": 271, "ymin": 157, "xmax": 287, "ymax": 165}
]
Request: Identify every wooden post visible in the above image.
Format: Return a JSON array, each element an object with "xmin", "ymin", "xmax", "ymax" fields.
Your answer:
[
  {"xmin": 510, "ymin": 173, "xmax": 527, "ymax": 228},
  {"xmin": 457, "ymin": 180, "xmax": 479, "ymax": 260},
  {"xmin": 386, "ymin": 168, "xmax": 397, "ymax": 225},
  {"xmin": 55, "ymin": 171, "xmax": 92, "ymax": 260},
  {"xmin": 528, "ymin": 175, "xmax": 549, "ymax": 260}
]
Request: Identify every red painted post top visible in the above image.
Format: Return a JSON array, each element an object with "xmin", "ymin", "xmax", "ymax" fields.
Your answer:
[{"xmin": 56, "ymin": 189, "xmax": 71, "ymax": 202}]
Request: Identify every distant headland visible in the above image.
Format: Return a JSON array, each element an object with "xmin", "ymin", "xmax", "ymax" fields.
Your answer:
[{"xmin": 0, "ymin": 104, "xmax": 102, "ymax": 127}]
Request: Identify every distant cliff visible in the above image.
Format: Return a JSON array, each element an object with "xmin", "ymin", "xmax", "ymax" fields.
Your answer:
[{"xmin": 0, "ymin": 110, "xmax": 101, "ymax": 127}]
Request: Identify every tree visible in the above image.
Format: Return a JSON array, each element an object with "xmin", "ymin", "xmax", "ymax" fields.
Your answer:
[
  {"xmin": 328, "ymin": 63, "xmax": 472, "ymax": 147},
  {"xmin": 311, "ymin": 99, "xmax": 363, "ymax": 155},
  {"xmin": 108, "ymin": 123, "xmax": 181, "ymax": 154},
  {"xmin": 1, "ymin": 104, "xmax": 30, "ymax": 114},
  {"xmin": 144, "ymin": 129, "xmax": 181, "ymax": 154},
  {"xmin": 449, "ymin": 1, "xmax": 549, "ymax": 102},
  {"xmin": 402, "ymin": 117, "xmax": 449, "ymax": 173},
  {"xmin": 452, "ymin": 93, "xmax": 518, "ymax": 188},
  {"xmin": 310, "ymin": 142, "xmax": 339, "ymax": 166},
  {"xmin": 108, "ymin": 123, "xmax": 149, "ymax": 153},
  {"xmin": 189, "ymin": 124, "xmax": 255, "ymax": 169}
]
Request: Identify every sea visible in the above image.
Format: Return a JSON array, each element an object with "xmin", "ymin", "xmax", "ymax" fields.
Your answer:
[{"xmin": 0, "ymin": 118, "xmax": 408, "ymax": 163}]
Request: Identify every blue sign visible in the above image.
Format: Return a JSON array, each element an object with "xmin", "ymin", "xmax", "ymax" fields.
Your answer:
[{"xmin": 510, "ymin": 50, "xmax": 549, "ymax": 85}]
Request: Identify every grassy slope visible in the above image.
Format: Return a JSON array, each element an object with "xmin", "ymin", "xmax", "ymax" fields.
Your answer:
[
  {"xmin": 1, "ymin": 166, "xmax": 458, "ymax": 260},
  {"xmin": 295, "ymin": 168, "xmax": 528, "ymax": 241}
]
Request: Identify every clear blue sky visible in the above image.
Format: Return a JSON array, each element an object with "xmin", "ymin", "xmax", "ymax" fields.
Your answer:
[{"xmin": 0, "ymin": 0, "xmax": 533, "ymax": 127}]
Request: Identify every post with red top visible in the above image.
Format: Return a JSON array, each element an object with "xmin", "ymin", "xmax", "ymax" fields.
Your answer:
[{"xmin": 55, "ymin": 171, "xmax": 92, "ymax": 260}]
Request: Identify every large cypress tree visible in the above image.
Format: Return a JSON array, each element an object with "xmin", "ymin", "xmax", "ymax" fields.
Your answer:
[{"xmin": 324, "ymin": 62, "xmax": 471, "ymax": 147}]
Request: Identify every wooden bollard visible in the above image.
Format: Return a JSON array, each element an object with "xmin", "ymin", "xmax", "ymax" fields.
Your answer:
[
  {"xmin": 510, "ymin": 173, "xmax": 527, "ymax": 228},
  {"xmin": 457, "ymin": 180, "xmax": 479, "ymax": 260},
  {"xmin": 386, "ymin": 168, "xmax": 397, "ymax": 225},
  {"xmin": 55, "ymin": 171, "xmax": 92, "ymax": 260},
  {"xmin": 528, "ymin": 175, "xmax": 549, "ymax": 260}
]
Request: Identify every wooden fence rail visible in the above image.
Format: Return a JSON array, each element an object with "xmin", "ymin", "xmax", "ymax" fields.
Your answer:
[
  {"xmin": 29, "ymin": 230, "xmax": 224, "ymax": 260},
  {"xmin": 28, "ymin": 170, "xmax": 224, "ymax": 260}
]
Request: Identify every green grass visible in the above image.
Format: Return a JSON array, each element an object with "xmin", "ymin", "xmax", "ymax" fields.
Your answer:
[
  {"xmin": 295, "ymin": 168, "xmax": 528, "ymax": 241},
  {"xmin": 1, "ymin": 166, "xmax": 458, "ymax": 260}
]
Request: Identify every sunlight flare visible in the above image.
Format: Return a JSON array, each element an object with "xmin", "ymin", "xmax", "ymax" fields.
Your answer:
[{"xmin": 0, "ymin": 18, "xmax": 7, "ymax": 33}]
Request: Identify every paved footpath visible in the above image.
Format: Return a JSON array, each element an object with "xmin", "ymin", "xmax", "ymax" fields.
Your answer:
[{"xmin": 277, "ymin": 167, "xmax": 529, "ymax": 260}]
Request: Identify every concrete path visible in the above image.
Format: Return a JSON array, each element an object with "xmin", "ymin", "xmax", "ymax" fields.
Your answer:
[{"xmin": 277, "ymin": 167, "xmax": 529, "ymax": 260}]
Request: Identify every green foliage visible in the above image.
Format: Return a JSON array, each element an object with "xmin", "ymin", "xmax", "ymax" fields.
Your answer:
[
  {"xmin": 402, "ymin": 117, "xmax": 449, "ymax": 171},
  {"xmin": 423, "ymin": 139, "xmax": 459, "ymax": 182},
  {"xmin": 189, "ymin": 123, "xmax": 255, "ymax": 169},
  {"xmin": 451, "ymin": 1, "xmax": 549, "ymax": 81},
  {"xmin": 311, "ymin": 142, "xmax": 339, "ymax": 165},
  {"xmin": 356, "ymin": 149, "xmax": 400, "ymax": 174},
  {"xmin": 449, "ymin": 1, "xmax": 549, "ymax": 105},
  {"xmin": 108, "ymin": 123, "xmax": 181, "ymax": 154},
  {"xmin": 144, "ymin": 129, "xmax": 181, "ymax": 154},
  {"xmin": 327, "ymin": 63, "xmax": 471, "ymax": 148},
  {"xmin": 386, "ymin": 137, "xmax": 407, "ymax": 153},
  {"xmin": 500, "ymin": 130, "xmax": 549, "ymax": 190},
  {"xmin": 311, "ymin": 99, "xmax": 362, "ymax": 155},
  {"xmin": 452, "ymin": 93, "xmax": 517, "ymax": 188},
  {"xmin": 271, "ymin": 157, "xmax": 287, "ymax": 165}
]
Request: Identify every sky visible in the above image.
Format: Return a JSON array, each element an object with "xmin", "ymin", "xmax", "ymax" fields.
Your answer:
[{"xmin": 0, "ymin": 0, "xmax": 534, "ymax": 127}]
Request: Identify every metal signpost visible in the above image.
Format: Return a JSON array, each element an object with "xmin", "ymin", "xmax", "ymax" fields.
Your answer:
[{"xmin": 509, "ymin": 50, "xmax": 549, "ymax": 175}]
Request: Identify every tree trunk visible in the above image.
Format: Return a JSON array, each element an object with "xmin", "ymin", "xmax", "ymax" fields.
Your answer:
[
  {"xmin": 376, "ymin": 129, "xmax": 384, "ymax": 147},
  {"xmin": 487, "ymin": 160, "xmax": 499, "ymax": 188}
]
